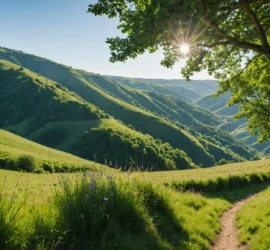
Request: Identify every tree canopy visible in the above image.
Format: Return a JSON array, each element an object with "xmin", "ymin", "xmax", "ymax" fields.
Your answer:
[{"xmin": 88, "ymin": 0, "xmax": 270, "ymax": 142}]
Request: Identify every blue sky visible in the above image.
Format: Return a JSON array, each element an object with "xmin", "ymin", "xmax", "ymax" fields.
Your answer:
[{"xmin": 0, "ymin": 0, "xmax": 212, "ymax": 79}]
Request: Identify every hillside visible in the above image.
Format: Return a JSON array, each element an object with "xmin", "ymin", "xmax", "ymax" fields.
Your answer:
[
  {"xmin": 0, "ymin": 59, "xmax": 196, "ymax": 170},
  {"xmin": 0, "ymin": 129, "xmax": 107, "ymax": 172},
  {"xmin": 196, "ymin": 93, "xmax": 270, "ymax": 154},
  {"xmin": 106, "ymin": 75, "xmax": 201, "ymax": 102},
  {"xmin": 0, "ymin": 47, "xmax": 261, "ymax": 167},
  {"xmin": 107, "ymin": 75, "xmax": 219, "ymax": 101}
]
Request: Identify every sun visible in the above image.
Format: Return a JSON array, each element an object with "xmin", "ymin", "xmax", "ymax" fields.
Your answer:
[{"xmin": 179, "ymin": 43, "xmax": 190, "ymax": 55}]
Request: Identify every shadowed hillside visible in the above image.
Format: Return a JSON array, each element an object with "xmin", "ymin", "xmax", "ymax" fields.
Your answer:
[
  {"xmin": 196, "ymin": 93, "xmax": 270, "ymax": 154},
  {"xmin": 0, "ymin": 59, "xmax": 196, "ymax": 170},
  {"xmin": 0, "ymin": 47, "xmax": 261, "ymax": 167}
]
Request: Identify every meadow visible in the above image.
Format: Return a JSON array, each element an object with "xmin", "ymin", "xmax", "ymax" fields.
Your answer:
[{"xmin": 0, "ymin": 158, "xmax": 270, "ymax": 249}]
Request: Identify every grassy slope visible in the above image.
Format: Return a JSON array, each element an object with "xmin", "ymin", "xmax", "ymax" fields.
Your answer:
[
  {"xmin": 0, "ymin": 59, "xmax": 196, "ymax": 170},
  {"xmin": 87, "ymin": 78, "xmax": 257, "ymax": 163},
  {"xmin": 0, "ymin": 48, "xmax": 217, "ymax": 167},
  {"xmin": 106, "ymin": 75, "xmax": 201, "ymax": 102},
  {"xmin": 0, "ymin": 170, "xmax": 229, "ymax": 250},
  {"xmin": 197, "ymin": 94, "xmax": 270, "ymax": 154},
  {"xmin": 0, "ymin": 129, "xmax": 107, "ymax": 171},
  {"xmin": 135, "ymin": 159, "xmax": 270, "ymax": 184},
  {"xmin": 0, "ymin": 60, "xmax": 197, "ymax": 169},
  {"xmin": 237, "ymin": 187, "xmax": 270, "ymax": 250},
  {"xmin": 0, "ymin": 47, "xmax": 260, "ymax": 166},
  {"xmin": 1, "ymin": 160, "xmax": 270, "ymax": 249},
  {"xmin": 108, "ymin": 76, "xmax": 219, "ymax": 97}
]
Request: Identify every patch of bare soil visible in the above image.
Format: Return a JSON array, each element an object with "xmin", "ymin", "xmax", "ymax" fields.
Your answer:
[{"xmin": 211, "ymin": 195, "xmax": 256, "ymax": 250}]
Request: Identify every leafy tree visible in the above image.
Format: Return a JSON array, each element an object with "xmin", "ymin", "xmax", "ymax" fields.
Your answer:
[{"xmin": 88, "ymin": 0, "xmax": 270, "ymax": 142}]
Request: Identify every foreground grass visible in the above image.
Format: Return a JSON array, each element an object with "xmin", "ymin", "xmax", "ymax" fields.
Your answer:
[
  {"xmin": 0, "ymin": 158, "xmax": 270, "ymax": 249},
  {"xmin": 237, "ymin": 187, "xmax": 270, "ymax": 250},
  {"xmin": 0, "ymin": 170, "xmax": 229, "ymax": 250}
]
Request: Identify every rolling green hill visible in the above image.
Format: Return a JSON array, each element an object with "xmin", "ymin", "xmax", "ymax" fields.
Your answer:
[
  {"xmin": 0, "ymin": 129, "xmax": 107, "ymax": 172},
  {"xmin": 108, "ymin": 75, "xmax": 219, "ymax": 100},
  {"xmin": 0, "ymin": 47, "xmax": 261, "ymax": 167},
  {"xmin": 0, "ymin": 59, "xmax": 196, "ymax": 170},
  {"xmin": 106, "ymin": 75, "xmax": 202, "ymax": 102},
  {"xmin": 196, "ymin": 93, "xmax": 270, "ymax": 154}
]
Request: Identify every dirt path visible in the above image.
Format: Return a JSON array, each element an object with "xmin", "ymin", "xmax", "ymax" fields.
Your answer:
[{"xmin": 211, "ymin": 195, "xmax": 256, "ymax": 250}]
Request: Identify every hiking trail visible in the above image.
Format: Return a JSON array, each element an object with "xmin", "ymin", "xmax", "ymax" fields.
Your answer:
[{"xmin": 211, "ymin": 195, "xmax": 256, "ymax": 250}]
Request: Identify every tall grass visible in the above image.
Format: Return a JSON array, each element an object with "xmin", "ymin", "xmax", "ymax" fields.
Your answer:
[
  {"xmin": 0, "ymin": 172, "xmax": 230, "ymax": 250},
  {"xmin": 237, "ymin": 187, "xmax": 270, "ymax": 250},
  {"xmin": 34, "ymin": 174, "xmax": 168, "ymax": 249},
  {"xmin": 0, "ymin": 178, "xmax": 27, "ymax": 250},
  {"xmin": 168, "ymin": 171, "xmax": 270, "ymax": 193}
]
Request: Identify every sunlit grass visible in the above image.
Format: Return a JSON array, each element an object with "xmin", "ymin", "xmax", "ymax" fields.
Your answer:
[{"xmin": 237, "ymin": 187, "xmax": 270, "ymax": 250}]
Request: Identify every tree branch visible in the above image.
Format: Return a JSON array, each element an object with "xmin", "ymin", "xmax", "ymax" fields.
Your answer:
[
  {"xmin": 242, "ymin": 0, "xmax": 269, "ymax": 49},
  {"xmin": 202, "ymin": 18, "xmax": 270, "ymax": 57}
]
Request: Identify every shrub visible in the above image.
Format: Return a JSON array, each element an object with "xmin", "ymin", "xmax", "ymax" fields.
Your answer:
[
  {"xmin": 41, "ymin": 162, "xmax": 55, "ymax": 173},
  {"xmin": 34, "ymin": 168, "xmax": 45, "ymax": 174},
  {"xmin": 5, "ymin": 158, "xmax": 17, "ymax": 171},
  {"xmin": 16, "ymin": 155, "xmax": 37, "ymax": 173},
  {"xmin": 54, "ymin": 164, "xmax": 64, "ymax": 173},
  {"xmin": 218, "ymin": 159, "xmax": 229, "ymax": 165}
]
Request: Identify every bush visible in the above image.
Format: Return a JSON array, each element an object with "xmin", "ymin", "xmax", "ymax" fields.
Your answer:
[
  {"xmin": 16, "ymin": 155, "xmax": 37, "ymax": 173},
  {"xmin": 54, "ymin": 164, "xmax": 64, "ymax": 173},
  {"xmin": 5, "ymin": 158, "xmax": 17, "ymax": 171},
  {"xmin": 34, "ymin": 168, "xmax": 45, "ymax": 174},
  {"xmin": 218, "ymin": 159, "xmax": 229, "ymax": 165},
  {"xmin": 41, "ymin": 162, "xmax": 55, "ymax": 173}
]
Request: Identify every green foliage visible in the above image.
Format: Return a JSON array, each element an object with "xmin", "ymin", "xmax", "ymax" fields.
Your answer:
[
  {"xmin": 0, "ymin": 130, "xmax": 109, "ymax": 174},
  {"xmin": 5, "ymin": 158, "xmax": 17, "ymax": 171},
  {"xmin": 218, "ymin": 159, "xmax": 230, "ymax": 166},
  {"xmin": 88, "ymin": 0, "xmax": 270, "ymax": 143},
  {"xmin": 0, "ymin": 60, "xmax": 105, "ymax": 133},
  {"xmin": 0, "ymin": 48, "xmax": 262, "ymax": 167},
  {"xmin": 35, "ymin": 127, "xmax": 69, "ymax": 148},
  {"xmin": 16, "ymin": 155, "xmax": 37, "ymax": 172},
  {"xmin": 74, "ymin": 126, "xmax": 195, "ymax": 170},
  {"xmin": 218, "ymin": 57, "xmax": 270, "ymax": 143},
  {"xmin": 169, "ymin": 172, "xmax": 270, "ymax": 193},
  {"xmin": 197, "ymin": 93, "xmax": 270, "ymax": 154},
  {"xmin": 41, "ymin": 162, "xmax": 55, "ymax": 173}
]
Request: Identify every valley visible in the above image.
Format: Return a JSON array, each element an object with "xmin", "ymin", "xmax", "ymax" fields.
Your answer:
[{"xmin": 0, "ymin": 48, "xmax": 269, "ymax": 250}]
